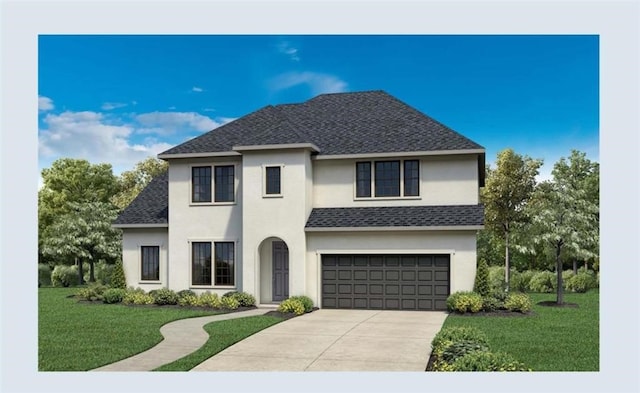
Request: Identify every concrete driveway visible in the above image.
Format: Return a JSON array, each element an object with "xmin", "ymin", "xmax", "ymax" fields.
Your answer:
[{"xmin": 192, "ymin": 309, "xmax": 447, "ymax": 372}]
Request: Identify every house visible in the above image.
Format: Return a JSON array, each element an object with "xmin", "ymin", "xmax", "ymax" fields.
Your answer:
[{"xmin": 113, "ymin": 91, "xmax": 485, "ymax": 311}]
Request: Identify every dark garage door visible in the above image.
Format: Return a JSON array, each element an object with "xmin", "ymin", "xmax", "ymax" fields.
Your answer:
[{"xmin": 321, "ymin": 254, "xmax": 450, "ymax": 311}]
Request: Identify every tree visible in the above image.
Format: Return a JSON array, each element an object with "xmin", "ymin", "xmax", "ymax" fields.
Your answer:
[
  {"xmin": 111, "ymin": 157, "xmax": 168, "ymax": 210},
  {"xmin": 39, "ymin": 159, "xmax": 120, "ymax": 264},
  {"xmin": 41, "ymin": 202, "xmax": 122, "ymax": 284},
  {"xmin": 110, "ymin": 258, "xmax": 126, "ymax": 289},
  {"xmin": 524, "ymin": 151, "xmax": 599, "ymax": 305},
  {"xmin": 481, "ymin": 149, "xmax": 542, "ymax": 291}
]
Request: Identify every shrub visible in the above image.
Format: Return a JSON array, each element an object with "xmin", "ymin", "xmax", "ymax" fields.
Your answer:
[
  {"xmin": 91, "ymin": 261, "xmax": 115, "ymax": 285},
  {"xmin": 289, "ymin": 295, "xmax": 313, "ymax": 313},
  {"xmin": 220, "ymin": 296, "xmax": 239, "ymax": 310},
  {"xmin": 504, "ymin": 292, "xmax": 532, "ymax": 312},
  {"xmin": 473, "ymin": 259, "xmax": 490, "ymax": 297},
  {"xmin": 151, "ymin": 288, "xmax": 179, "ymax": 305},
  {"xmin": 562, "ymin": 269, "xmax": 576, "ymax": 289},
  {"xmin": 431, "ymin": 326, "xmax": 489, "ymax": 355},
  {"xmin": 197, "ymin": 292, "xmax": 221, "ymax": 308},
  {"xmin": 278, "ymin": 298, "xmax": 305, "ymax": 315},
  {"xmin": 529, "ymin": 270, "xmax": 556, "ymax": 293},
  {"xmin": 446, "ymin": 291, "xmax": 483, "ymax": 313},
  {"xmin": 510, "ymin": 270, "xmax": 534, "ymax": 292},
  {"xmin": 123, "ymin": 289, "xmax": 154, "ymax": 305},
  {"xmin": 449, "ymin": 351, "xmax": 530, "ymax": 371},
  {"xmin": 222, "ymin": 291, "xmax": 256, "ymax": 307},
  {"xmin": 102, "ymin": 288, "xmax": 126, "ymax": 304},
  {"xmin": 565, "ymin": 272, "xmax": 598, "ymax": 293},
  {"xmin": 177, "ymin": 289, "xmax": 197, "ymax": 299},
  {"xmin": 441, "ymin": 340, "xmax": 490, "ymax": 364},
  {"xmin": 481, "ymin": 296, "xmax": 504, "ymax": 312},
  {"xmin": 110, "ymin": 258, "xmax": 126, "ymax": 289},
  {"xmin": 38, "ymin": 264, "xmax": 52, "ymax": 287},
  {"xmin": 487, "ymin": 266, "xmax": 506, "ymax": 292},
  {"xmin": 178, "ymin": 294, "xmax": 199, "ymax": 307},
  {"xmin": 51, "ymin": 265, "xmax": 79, "ymax": 287}
]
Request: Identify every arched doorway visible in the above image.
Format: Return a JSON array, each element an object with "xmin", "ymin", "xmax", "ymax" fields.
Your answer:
[{"xmin": 258, "ymin": 237, "xmax": 289, "ymax": 304}]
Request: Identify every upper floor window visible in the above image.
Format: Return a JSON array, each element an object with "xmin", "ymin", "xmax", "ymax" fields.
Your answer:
[
  {"xmin": 192, "ymin": 164, "xmax": 235, "ymax": 204},
  {"xmin": 355, "ymin": 159, "xmax": 420, "ymax": 199},
  {"xmin": 265, "ymin": 166, "xmax": 282, "ymax": 195}
]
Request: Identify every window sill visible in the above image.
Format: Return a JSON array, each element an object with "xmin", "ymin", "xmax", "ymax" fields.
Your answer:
[
  {"xmin": 190, "ymin": 285, "xmax": 237, "ymax": 290},
  {"xmin": 138, "ymin": 280, "xmax": 162, "ymax": 284},
  {"xmin": 262, "ymin": 194, "xmax": 283, "ymax": 198},
  {"xmin": 189, "ymin": 201, "xmax": 237, "ymax": 207},
  {"xmin": 354, "ymin": 196, "xmax": 422, "ymax": 201}
]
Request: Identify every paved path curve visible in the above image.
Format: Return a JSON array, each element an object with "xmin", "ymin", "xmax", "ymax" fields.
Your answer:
[{"xmin": 92, "ymin": 308, "xmax": 269, "ymax": 371}]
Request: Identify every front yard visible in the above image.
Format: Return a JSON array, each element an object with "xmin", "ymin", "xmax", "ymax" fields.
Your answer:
[{"xmin": 442, "ymin": 289, "xmax": 599, "ymax": 371}]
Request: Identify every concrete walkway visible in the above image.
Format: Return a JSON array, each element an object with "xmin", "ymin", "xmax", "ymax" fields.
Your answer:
[
  {"xmin": 92, "ymin": 308, "xmax": 269, "ymax": 371},
  {"xmin": 192, "ymin": 309, "xmax": 448, "ymax": 372}
]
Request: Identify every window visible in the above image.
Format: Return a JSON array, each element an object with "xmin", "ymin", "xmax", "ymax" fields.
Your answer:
[
  {"xmin": 191, "ymin": 164, "xmax": 235, "ymax": 203},
  {"xmin": 192, "ymin": 166, "xmax": 212, "ymax": 202},
  {"xmin": 191, "ymin": 241, "xmax": 235, "ymax": 287},
  {"xmin": 404, "ymin": 160, "xmax": 420, "ymax": 196},
  {"xmin": 265, "ymin": 166, "xmax": 281, "ymax": 195},
  {"xmin": 141, "ymin": 246, "xmax": 160, "ymax": 281},
  {"xmin": 356, "ymin": 162, "xmax": 371, "ymax": 197},
  {"xmin": 214, "ymin": 165, "xmax": 235, "ymax": 202},
  {"xmin": 355, "ymin": 159, "xmax": 420, "ymax": 199},
  {"xmin": 375, "ymin": 161, "xmax": 401, "ymax": 197}
]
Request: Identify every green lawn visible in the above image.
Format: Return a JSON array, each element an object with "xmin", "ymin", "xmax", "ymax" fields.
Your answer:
[
  {"xmin": 39, "ymin": 287, "xmax": 223, "ymax": 371},
  {"xmin": 442, "ymin": 290, "xmax": 599, "ymax": 371},
  {"xmin": 154, "ymin": 315, "xmax": 284, "ymax": 371}
]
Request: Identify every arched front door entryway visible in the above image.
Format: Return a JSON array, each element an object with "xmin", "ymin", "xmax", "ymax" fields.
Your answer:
[{"xmin": 258, "ymin": 237, "xmax": 289, "ymax": 304}]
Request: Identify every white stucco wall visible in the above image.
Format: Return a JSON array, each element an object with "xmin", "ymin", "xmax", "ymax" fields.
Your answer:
[
  {"xmin": 312, "ymin": 154, "xmax": 480, "ymax": 207},
  {"xmin": 166, "ymin": 157, "xmax": 243, "ymax": 295},
  {"xmin": 121, "ymin": 228, "xmax": 168, "ymax": 291},
  {"xmin": 240, "ymin": 149, "xmax": 311, "ymax": 304},
  {"xmin": 305, "ymin": 230, "xmax": 478, "ymax": 307}
]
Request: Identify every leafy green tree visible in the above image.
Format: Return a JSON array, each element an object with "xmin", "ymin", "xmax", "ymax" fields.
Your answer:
[
  {"xmin": 111, "ymin": 157, "xmax": 168, "ymax": 210},
  {"xmin": 473, "ymin": 259, "xmax": 490, "ymax": 297},
  {"xmin": 41, "ymin": 202, "xmax": 122, "ymax": 284},
  {"xmin": 110, "ymin": 258, "xmax": 127, "ymax": 289},
  {"xmin": 481, "ymin": 149, "xmax": 542, "ymax": 290}
]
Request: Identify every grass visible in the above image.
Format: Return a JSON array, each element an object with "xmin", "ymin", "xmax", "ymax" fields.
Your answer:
[
  {"xmin": 154, "ymin": 315, "xmax": 284, "ymax": 371},
  {"xmin": 39, "ymin": 287, "xmax": 223, "ymax": 371},
  {"xmin": 442, "ymin": 289, "xmax": 599, "ymax": 371}
]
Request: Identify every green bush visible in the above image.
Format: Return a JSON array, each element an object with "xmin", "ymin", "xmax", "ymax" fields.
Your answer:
[
  {"xmin": 504, "ymin": 292, "xmax": 532, "ymax": 312},
  {"xmin": 178, "ymin": 294, "xmax": 199, "ymax": 307},
  {"xmin": 110, "ymin": 258, "xmax": 126, "ymax": 289},
  {"xmin": 177, "ymin": 289, "xmax": 197, "ymax": 299},
  {"xmin": 289, "ymin": 296, "xmax": 314, "ymax": 313},
  {"xmin": 565, "ymin": 272, "xmax": 598, "ymax": 293},
  {"xmin": 88, "ymin": 261, "xmax": 115, "ymax": 285},
  {"xmin": 481, "ymin": 296, "xmax": 504, "ymax": 312},
  {"xmin": 222, "ymin": 291, "xmax": 256, "ymax": 307},
  {"xmin": 487, "ymin": 266, "xmax": 506, "ymax": 292},
  {"xmin": 431, "ymin": 326, "xmax": 489, "ymax": 356},
  {"xmin": 38, "ymin": 264, "xmax": 52, "ymax": 287},
  {"xmin": 278, "ymin": 298, "xmax": 305, "ymax": 315},
  {"xmin": 446, "ymin": 291, "xmax": 483, "ymax": 313},
  {"xmin": 150, "ymin": 288, "xmax": 179, "ymax": 305},
  {"xmin": 473, "ymin": 259, "xmax": 490, "ymax": 297},
  {"xmin": 529, "ymin": 270, "xmax": 556, "ymax": 293},
  {"xmin": 76, "ymin": 282, "xmax": 109, "ymax": 300},
  {"xmin": 51, "ymin": 265, "xmax": 80, "ymax": 287},
  {"xmin": 123, "ymin": 289, "xmax": 154, "ymax": 305},
  {"xmin": 102, "ymin": 288, "xmax": 126, "ymax": 304},
  {"xmin": 449, "ymin": 351, "xmax": 530, "ymax": 371},
  {"xmin": 510, "ymin": 270, "xmax": 535, "ymax": 292},
  {"xmin": 220, "ymin": 296, "xmax": 239, "ymax": 310},
  {"xmin": 562, "ymin": 269, "xmax": 575, "ymax": 289},
  {"xmin": 197, "ymin": 292, "xmax": 221, "ymax": 308},
  {"xmin": 441, "ymin": 339, "xmax": 490, "ymax": 364}
]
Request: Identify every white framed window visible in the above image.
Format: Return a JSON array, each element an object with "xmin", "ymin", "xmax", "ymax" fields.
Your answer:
[
  {"xmin": 190, "ymin": 163, "xmax": 237, "ymax": 205},
  {"xmin": 140, "ymin": 245, "xmax": 160, "ymax": 282},
  {"xmin": 189, "ymin": 240, "xmax": 236, "ymax": 288},
  {"xmin": 355, "ymin": 159, "xmax": 421, "ymax": 200},
  {"xmin": 263, "ymin": 164, "xmax": 284, "ymax": 198}
]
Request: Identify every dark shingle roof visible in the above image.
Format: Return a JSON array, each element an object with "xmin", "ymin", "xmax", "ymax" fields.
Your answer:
[
  {"xmin": 114, "ymin": 171, "xmax": 168, "ymax": 226},
  {"xmin": 160, "ymin": 91, "xmax": 484, "ymax": 156},
  {"xmin": 305, "ymin": 205, "xmax": 484, "ymax": 229}
]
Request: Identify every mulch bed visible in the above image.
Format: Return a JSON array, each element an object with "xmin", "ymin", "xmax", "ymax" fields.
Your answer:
[
  {"xmin": 537, "ymin": 301, "xmax": 579, "ymax": 308},
  {"xmin": 449, "ymin": 310, "xmax": 534, "ymax": 317}
]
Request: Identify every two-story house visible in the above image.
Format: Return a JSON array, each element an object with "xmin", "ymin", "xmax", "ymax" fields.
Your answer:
[{"xmin": 113, "ymin": 91, "xmax": 485, "ymax": 311}]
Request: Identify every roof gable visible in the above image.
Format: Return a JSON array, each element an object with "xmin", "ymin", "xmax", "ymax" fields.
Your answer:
[{"xmin": 113, "ymin": 171, "xmax": 168, "ymax": 227}]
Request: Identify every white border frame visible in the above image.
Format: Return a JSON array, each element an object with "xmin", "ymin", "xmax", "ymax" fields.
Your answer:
[
  {"xmin": 138, "ymin": 244, "xmax": 163, "ymax": 284},
  {"xmin": 188, "ymin": 162, "xmax": 238, "ymax": 206},
  {"xmin": 187, "ymin": 238, "xmax": 238, "ymax": 290},
  {"xmin": 353, "ymin": 158, "xmax": 422, "ymax": 201},
  {"xmin": 262, "ymin": 164, "xmax": 285, "ymax": 198}
]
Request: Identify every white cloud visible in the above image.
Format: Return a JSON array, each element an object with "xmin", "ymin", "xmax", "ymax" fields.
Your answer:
[
  {"xmin": 192, "ymin": 86, "xmax": 204, "ymax": 92},
  {"xmin": 101, "ymin": 102, "xmax": 128, "ymax": 110},
  {"xmin": 277, "ymin": 41, "xmax": 300, "ymax": 61},
  {"xmin": 135, "ymin": 111, "xmax": 225, "ymax": 135},
  {"xmin": 38, "ymin": 96, "xmax": 54, "ymax": 111},
  {"xmin": 270, "ymin": 71, "xmax": 348, "ymax": 95},
  {"xmin": 168, "ymin": 106, "xmax": 176, "ymax": 110}
]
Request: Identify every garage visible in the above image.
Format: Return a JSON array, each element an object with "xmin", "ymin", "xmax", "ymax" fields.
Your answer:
[{"xmin": 321, "ymin": 254, "xmax": 450, "ymax": 311}]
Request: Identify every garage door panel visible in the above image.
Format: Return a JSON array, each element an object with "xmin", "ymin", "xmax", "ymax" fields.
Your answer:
[{"xmin": 322, "ymin": 254, "xmax": 450, "ymax": 311}]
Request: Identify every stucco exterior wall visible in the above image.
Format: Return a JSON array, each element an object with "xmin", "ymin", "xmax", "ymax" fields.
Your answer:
[
  {"xmin": 121, "ymin": 228, "xmax": 168, "ymax": 291},
  {"xmin": 305, "ymin": 230, "xmax": 478, "ymax": 307},
  {"xmin": 166, "ymin": 157, "xmax": 243, "ymax": 295},
  {"xmin": 312, "ymin": 155, "xmax": 480, "ymax": 207},
  {"xmin": 240, "ymin": 149, "xmax": 311, "ymax": 304}
]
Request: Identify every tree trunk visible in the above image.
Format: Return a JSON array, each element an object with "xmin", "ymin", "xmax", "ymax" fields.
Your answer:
[
  {"xmin": 573, "ymin": 260, "xmax": 577, "ymax": 274},
  {"xmin": 89, "ymin": 260, "xmax": 96, "ymax": 282},
  {"xmin": 505, "ymin": 231, "xmax": 510, "ymax": 292},
  {"xmin": 556, "ymin": 246, "xmax": 564, "ymax": 305},
  {"xmin": 77, "ymin": 257, "xmax": 84, "ymax": 285}
]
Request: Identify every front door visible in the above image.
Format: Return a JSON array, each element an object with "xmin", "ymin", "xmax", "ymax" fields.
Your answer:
[{"xmin": 272, "ymin": 241, "xmax": 289, "ymax": 302}]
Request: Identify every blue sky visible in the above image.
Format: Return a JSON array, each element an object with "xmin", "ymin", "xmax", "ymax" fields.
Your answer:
[{"xmin": 38, "ymin": 35, "xmax": 599, "ymax": 181}]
